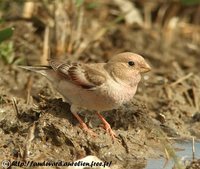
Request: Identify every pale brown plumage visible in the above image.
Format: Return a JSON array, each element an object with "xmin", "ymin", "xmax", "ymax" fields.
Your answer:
[{"xmin": 20, "ymin": 52, "xmax": 151, "ymax": 140}]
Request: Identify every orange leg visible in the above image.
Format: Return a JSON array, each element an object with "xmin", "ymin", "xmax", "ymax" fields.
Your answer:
[
  {"xmin": 72, "ymin": 112, "xmax": 96, "ymax": 137},
  {"xmin": 95, "ymin": 112, "xmax": 117, "ymax": 140}
]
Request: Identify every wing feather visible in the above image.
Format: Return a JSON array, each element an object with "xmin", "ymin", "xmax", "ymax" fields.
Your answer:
[{"xmin": 49, "ymin": 60, "xmax": 106, "ymax": 89}]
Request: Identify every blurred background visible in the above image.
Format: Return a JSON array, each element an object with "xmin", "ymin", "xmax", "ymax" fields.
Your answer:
[{"xmin": 0, "ymin": 0, "xmax": 199, "ymax": 65}]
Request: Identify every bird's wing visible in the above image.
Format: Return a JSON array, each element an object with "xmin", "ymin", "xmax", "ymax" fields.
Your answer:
[{"xmin": 49, "ymin": 60, "xmax": 107, "ymax": 89}]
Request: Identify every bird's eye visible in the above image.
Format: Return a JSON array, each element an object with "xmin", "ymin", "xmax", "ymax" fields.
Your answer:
[{"xmin": 128, "ymin": 61, "xmax": 135, "ymax": 66}]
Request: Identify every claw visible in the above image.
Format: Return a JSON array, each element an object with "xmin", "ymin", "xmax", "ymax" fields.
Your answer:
[{"xmin": 104, "ymin": 121, "xmax": 117, "ymax": 141}]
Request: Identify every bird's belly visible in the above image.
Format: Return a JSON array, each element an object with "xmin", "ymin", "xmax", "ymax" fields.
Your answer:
[{"xmin": 56, "ymin": 80, "xmax": 136, "ymax": 111}]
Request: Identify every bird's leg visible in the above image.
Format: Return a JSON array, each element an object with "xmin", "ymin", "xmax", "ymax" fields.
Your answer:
[
  {"xmin": 95, "ymin": 112, "xmax": 117, "ymax": 140},
  {"xmin": 72, "ymin": 112, "xmax": 96, "ymax": 137}
]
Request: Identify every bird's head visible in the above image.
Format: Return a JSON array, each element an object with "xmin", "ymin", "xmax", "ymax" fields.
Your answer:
[{"xmin": 106, "ymin": 52, "xmax": 151, "ymax": 85}]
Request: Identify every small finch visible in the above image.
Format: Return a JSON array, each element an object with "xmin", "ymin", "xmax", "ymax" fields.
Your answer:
[{"xmin": 20, "ymin": 52, "xmax": 151, "ymax": 140}]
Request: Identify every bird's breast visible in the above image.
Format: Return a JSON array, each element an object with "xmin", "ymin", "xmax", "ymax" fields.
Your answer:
[{"xmin": 99, "ymin": 80, "xmax": 137, "ymax": 109}]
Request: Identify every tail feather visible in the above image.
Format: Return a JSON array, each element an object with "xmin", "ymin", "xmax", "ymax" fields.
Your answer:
[{"xmin": 19, "ymin": 65, "xmax": 52, "ymax": 76}]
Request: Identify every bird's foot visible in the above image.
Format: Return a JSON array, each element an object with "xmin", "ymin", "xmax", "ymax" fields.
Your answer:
[
  {"xmin": 95, "ymin": 112, "xmax": 117, "ymax": 141},
  {"xmin": 81, "ymin": 123, "xmax": 97, "ymax": 137},
  {"xmin": 103, "ymin": 121, "xmax": 117, "ymax": 141},
  {"xmin": 72, "ymin": 112, "xmax": 96, "ymax": 137}
]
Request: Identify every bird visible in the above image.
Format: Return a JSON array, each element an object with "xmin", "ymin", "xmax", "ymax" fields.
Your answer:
[{"xmin": 20, "ymin": 52, "xmax": 151, "ymax": 140}]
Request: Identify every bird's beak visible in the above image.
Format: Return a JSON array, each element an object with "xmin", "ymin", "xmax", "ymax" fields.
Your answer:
[{"xmin": 139, "ymin": 62, "xmax": 151, "ymax": 73}]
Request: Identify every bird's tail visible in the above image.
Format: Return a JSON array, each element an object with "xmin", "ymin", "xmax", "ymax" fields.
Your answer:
[{"xmin": 19, "ymin": 65, "xmax": 52, "ymax": 76}]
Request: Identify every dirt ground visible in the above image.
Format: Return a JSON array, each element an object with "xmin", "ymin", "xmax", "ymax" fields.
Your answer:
[{"xmin": 0, "ymin": 1, "xmax": 200, "ymax": 169}]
